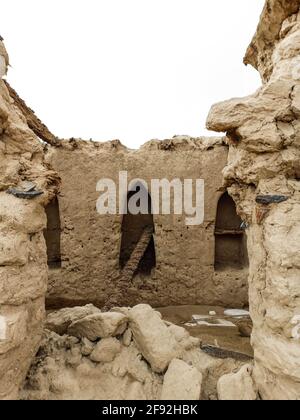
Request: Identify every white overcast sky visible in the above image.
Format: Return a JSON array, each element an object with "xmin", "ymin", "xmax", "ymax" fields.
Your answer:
[{"xmin": 1, "ymin": 0, "xmax": 265, "ymax": 149}]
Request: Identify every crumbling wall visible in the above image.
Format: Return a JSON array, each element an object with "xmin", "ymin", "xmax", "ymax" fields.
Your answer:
[
  {"xmin": 0, "ymin": 40, "xmax": 59, "ymax": 399},
  {"xmin": 45, "ymin": 137, "xmax": 249, "ymax": 309},
  {"xmin": 207, "ymin": 0, "xmax": 300, "ymax": 399}
]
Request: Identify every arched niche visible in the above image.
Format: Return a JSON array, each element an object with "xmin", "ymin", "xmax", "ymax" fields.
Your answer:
[
  {"xmin": 44, "ymin": 197, "xmax": 62, "ymax": 269},
  {"xmin": 119, "ymin": 182, "xmax": 156, "ymax": 276},
  {"xmin": 215, "ymin": 192, "xmax": 248, "ymax": 270}
]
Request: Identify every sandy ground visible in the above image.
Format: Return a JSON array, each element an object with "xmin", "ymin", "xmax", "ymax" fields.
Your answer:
[{"xmin": 157, "ymin": 305, "xmax": 253, "ymax": 358}]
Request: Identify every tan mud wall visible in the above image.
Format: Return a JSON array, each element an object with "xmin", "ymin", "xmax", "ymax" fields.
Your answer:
[
  {"xmin": 0, "ymin": 43, "xmax": 59, "ymax": 399},
  {"xmin": 46, "ymin": 137, "xmax": 249, "ymax": 309},
  {"xmin": 207, "ymin": 0, "xmax": 300, "ymax": 399}
]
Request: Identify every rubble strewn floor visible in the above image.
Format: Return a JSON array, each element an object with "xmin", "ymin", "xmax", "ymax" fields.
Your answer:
[
  {"xmin": 21, "ymin": 304, "xmax": 251, "ymax": 400},
  {"xmin": 157, "ymin": 305, "xmax": 253, "ymax": 359}
]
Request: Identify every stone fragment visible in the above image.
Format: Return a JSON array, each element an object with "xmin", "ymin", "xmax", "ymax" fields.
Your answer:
[
  {"xmin": 66, "ymin": 347, "xmax": 82, "ymax": 367},
  {"xmin": 81, "ymin": 338, "xmax": 95, "ymax": 356},
  {"xmin": 161, "ymin": 359, "xmax": 202, "ymax": 400},
  {"xmin": 224, "ymin": 309, "xmax": 250, "ymax": 318},
  {"xmin": 46, "ymin": 304, "xmax": 101, "ymax": 335},
  {"xmin": 217, "ymin": 364, "xmax": 257, "ymax": 400},
  {"xmin": 65, "ymin": 336, "xmax": 80, "ymax": 349},
  {"xmin": 19, "ymin": 181, "xmax": 37, "ymax": 193},
  {"xmin": 68, "ymin": 312, "xmax": 127, "ymax": 341},
  {"xmin": 236, "ymin": 319, "xmax": 253, "ymax": 338},
  {"xmin": 192, "ymin": 315, "xmax": 208, "ymax": 321},
  {"xmin": 123, "ymin": 329, "xmax": 132, "ymax": 347},
  {"xmin": 90, "ymin": 338, "xmax": 121, "ymax": 363},
  {"xmin": 191, "ymin": 319, "xmax": 237, "ymax": 329}
]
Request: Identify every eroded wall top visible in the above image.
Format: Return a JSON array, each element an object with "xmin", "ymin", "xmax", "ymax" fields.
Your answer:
[{"xmin": 245, "ymin": 0, "xmax": 300, "ymax": 81}]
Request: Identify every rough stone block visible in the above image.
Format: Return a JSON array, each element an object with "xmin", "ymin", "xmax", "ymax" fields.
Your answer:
[
  {"xmin": 161, "ymin": 359, "xmax": 202, "ymax": 400},
  {"xmin": 46, "ymin": 304, "xmax": 101, "ymax": 335},
  {"xmin": 68, "ymin": 312, "xmax": 128, "ymax": 341},
  {"xmin": 129, "ymin": 304, "xmax": 178, "ymax": 373}
]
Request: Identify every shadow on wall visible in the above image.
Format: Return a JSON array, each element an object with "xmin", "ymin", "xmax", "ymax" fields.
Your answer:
[
  {"xmin": 215, "ymin": 192, "xmax": 248, "ymax": 271},
  {"xmin": 119, "ymin": 182, "xmax": 156, "ymax": 276}
]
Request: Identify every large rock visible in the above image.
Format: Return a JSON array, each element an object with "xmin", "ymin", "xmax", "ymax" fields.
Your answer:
[
  {"xmin": 161, "ymin": 359, "xmax": 202, "ymax": 400},
  {"xmin": 68, "ymin": 312, "xmax": 128, "ymax": 341},
  {"xmin": 182, "ymin": 347, "xmax": 245, "ymax": 401},
  {"xmin": 46, "ymin": 304, "xmax": 101, "ymax": 335},
  {"xmin": 129, "ymin": 304, "xmax": 178, "ymax": 373},
  {"xmin": 217, "ymin": 364, "xmax": 257, "ymax": 401}
]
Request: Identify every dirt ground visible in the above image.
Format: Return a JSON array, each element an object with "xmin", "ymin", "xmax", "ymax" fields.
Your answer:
[{"xmin": 157, "ymin": 305, "xmax": 253, "ymax": 358}]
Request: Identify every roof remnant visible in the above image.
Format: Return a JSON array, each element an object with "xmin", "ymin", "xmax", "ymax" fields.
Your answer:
[{"xmin": 4, "ymin": 80, "xmax": 61, "ymax": 147}]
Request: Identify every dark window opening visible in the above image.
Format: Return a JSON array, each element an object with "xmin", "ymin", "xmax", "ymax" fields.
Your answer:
[
  {"xmin": 44, "ymin": 197, "xmax": 62, "ymax": 269},
  {"xmin": 215, "ymin": 192, "xmax": 248, "ymax": 270},
  {"xmin": 119, "ymin": 184, "xmax": 156, "ymax": 276}
]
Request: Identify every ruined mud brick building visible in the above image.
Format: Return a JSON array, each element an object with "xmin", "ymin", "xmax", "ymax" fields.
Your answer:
[
  {"xmin": 0, "ymin": 0, "xmax": 299, "ymax": 400},
  {"xmin": 45, "ymin": 137, "xmax": 248, "ymax": 310}
]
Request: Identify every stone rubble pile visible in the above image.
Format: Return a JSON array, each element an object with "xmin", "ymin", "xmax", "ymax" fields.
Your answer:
[{"xmin": 22, "ymin": 304, "xmax": 249, "ymax": 400}]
